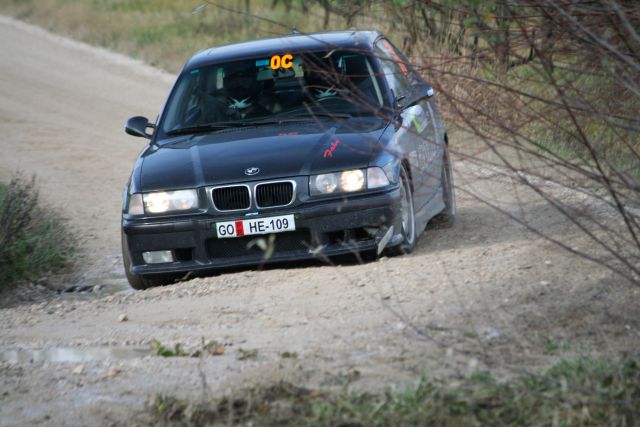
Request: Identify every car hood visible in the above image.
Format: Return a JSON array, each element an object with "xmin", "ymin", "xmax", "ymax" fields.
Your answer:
[{"xmin": 138, "ymin": 118, "xmax": 388, "ymax": 191}]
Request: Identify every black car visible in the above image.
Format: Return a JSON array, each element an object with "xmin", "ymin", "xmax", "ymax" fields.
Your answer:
[{"xmin": 122, "ymin": 30, "xmax": 455, "ymax": 289}]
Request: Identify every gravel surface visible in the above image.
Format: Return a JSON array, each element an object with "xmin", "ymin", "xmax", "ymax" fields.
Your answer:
[{"xmin": 0, "ymin": 15, "xmax": 638, "ymax": 427}]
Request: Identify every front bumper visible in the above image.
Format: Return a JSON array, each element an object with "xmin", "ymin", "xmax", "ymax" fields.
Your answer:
[{"xmin": 122, "ymin": 187, "xmax": 402, "ymax": 276}]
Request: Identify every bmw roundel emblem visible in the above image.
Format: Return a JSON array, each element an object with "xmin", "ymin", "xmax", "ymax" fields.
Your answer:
[{"xmin": 244, "ymin": 167, "xmax": 260, "ymax": 176}]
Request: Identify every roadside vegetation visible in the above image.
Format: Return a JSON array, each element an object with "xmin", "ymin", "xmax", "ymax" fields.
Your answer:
[
  {"xmin": 0, "ymin": 175, "xmax": 74, "ymax": 290},
  {"xmin": 148, "ymin": 355, "xmax": 640, "ymax": 426}
]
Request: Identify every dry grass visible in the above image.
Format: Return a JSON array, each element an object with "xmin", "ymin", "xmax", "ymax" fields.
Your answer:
[
  {"xmin": 147, "ymin": 356, "xmax": 640, "ymax": 426},
  {"xmin": 0, "ymin": 0, "xmax": 396, "ymax": 73}
]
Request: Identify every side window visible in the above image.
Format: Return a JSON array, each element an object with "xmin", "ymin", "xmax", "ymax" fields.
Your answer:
[
  {"xmin": 162, "ymin": 74, "xmax": 198, "ymax": 132},
  {"xmin": 374, "ymin": 39, "xmax": 412, "ymax": 99},
  {"xmin": 162, "ymin": 69, "xmax": 211, "ymax": 132},
  {"xmin": 382, "ymin": 39, "xmax": 423, "ymax": 86}
]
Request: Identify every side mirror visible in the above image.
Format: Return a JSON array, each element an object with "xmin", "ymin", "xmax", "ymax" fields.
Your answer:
[
  {"xmin": 402, "ymin": 85, "xmax": 435, "ymax": 109},
  {"xmin": 125, "ymin": 116, "xmax": 154, "ymax": 139},
  {"xmin": 422, "ymin": 84, "xmax": 435, "ymax": 98}
]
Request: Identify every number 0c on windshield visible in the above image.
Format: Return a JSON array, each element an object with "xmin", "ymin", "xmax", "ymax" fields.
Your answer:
[{"xmin": 270, "ymin": 54, "xmax": 293, "ymax": 70}]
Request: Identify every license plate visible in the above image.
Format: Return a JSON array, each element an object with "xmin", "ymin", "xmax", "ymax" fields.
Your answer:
[{"xmin": 216, "ymin": 214, "xmax": 295, "ymax": 238}]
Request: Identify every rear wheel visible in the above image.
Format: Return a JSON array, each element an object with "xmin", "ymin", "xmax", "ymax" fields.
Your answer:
[
  {"xmin": 121, "ymin": 230, "xmax": 179, "ymax": 290},
  {"xmin": 387, "ymin": 166, "xmax": 416, "ymax": 255}
]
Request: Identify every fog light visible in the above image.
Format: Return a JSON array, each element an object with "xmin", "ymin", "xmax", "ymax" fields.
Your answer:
[{"xmin": 142, "ymin": 250, "xmax": 173, "ymax": 264}]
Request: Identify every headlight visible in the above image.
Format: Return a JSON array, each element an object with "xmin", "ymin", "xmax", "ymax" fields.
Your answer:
[
  {"xmin": 313, "ymin": 173, "xmax": 338, "ymax": 194},
  {"xmin": 142, "ymin": 189, "xmax": 198, "ymax": 214},
  {"xmin": 144, "ymin": 192, "xmax": 170, "ymax": 213},
  {"xmin": 310, "ymin": 168, "xmax": 390, "ymax": 196},
  {"xmin": 170, "ymin": 190, "xmax": 198, "ymax": 210},
  {"xmin": 340, "ymin": 169, "xmax": 365, "ymax": 192}
]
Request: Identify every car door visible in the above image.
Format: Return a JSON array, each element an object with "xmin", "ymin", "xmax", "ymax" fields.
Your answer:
[
  {"xmin": 374, "ymin": 39, "xmax": 438, "ymax": 211},
  {"xmin": 412, "ymin": 86, "xmax": 443, "ymax": 200}
]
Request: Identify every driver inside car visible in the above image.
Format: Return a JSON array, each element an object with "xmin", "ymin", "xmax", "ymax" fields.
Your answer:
[{"xmin": 223, "ymin": 65, "xmax": 271, "ymax": 120}]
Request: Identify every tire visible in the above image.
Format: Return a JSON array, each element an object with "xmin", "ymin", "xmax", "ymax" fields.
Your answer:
[
  {"xmin": 121, "ymin": 230, "xmax": 178, "ymax": 290},
  {"xmin": 434, "ymin": 144, "xmax": 456, "ymax": 226},
  {"xmin": 387, "ymin": 166, "xmax": 417, "ymax": 255}
]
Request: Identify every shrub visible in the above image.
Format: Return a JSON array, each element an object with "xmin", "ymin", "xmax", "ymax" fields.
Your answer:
[{"xmin": 0, "ymin": 175, "xmax": 74, "ymax": 289}]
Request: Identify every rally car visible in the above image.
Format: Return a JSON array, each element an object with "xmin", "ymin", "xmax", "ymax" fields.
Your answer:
[{"xmin": 122, "ymin": 30, "xmax": 455, "ymax": 289}]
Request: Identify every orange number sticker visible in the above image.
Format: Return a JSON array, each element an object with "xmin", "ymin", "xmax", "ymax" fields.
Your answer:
[{"xmin": 270, "ymin": 54, "xmax": 294, "ymax": 70}]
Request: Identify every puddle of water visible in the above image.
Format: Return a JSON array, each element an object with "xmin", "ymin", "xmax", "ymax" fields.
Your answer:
[{"xmin": 0, "ymin": 347, "xmax": 153, "ymax": 363}]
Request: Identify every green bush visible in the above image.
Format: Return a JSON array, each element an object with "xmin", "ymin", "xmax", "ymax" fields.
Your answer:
[{"xmin": 0, "ymin": 175, "xmax": 74, "ymax": 289}]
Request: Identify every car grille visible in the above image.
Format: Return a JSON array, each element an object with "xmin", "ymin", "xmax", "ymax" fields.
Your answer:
[
  {"xmin": 208, "ymin": 230, "xmax": 311, "ymax": 258},
  {"xmin": 256, "ymin": 182, "xmax": 294, "ymax": 208},
  {"xmin": 212, "ymin": 186, "xmax": 250, "ymax": 211}
]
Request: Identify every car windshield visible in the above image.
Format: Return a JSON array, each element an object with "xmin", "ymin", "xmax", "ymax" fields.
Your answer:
[{"xmin": 160, "ymin": 50, "xmax": 385, "ymax": 135}]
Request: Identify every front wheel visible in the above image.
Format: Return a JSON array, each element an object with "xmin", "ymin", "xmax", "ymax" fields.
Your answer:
[{"xmin": 387, "ymin": 166, "xmax": 416, "ymax": 255}]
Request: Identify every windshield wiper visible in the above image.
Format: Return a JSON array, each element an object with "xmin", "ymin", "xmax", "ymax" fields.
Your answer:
[
  {"xmin": 167, "ymin": 113, "xmax": 353, "ymax": 136},
  {"xmin": 283, "ymin": 112, "xmax": 352, "ymax": 120},
  {"xmin": 166, "ymin": 121, "xmax": 242, "ymax": 136},
  {"xmin": 232, "ymin": 114, "xmax": 350, "ymax": 127}
]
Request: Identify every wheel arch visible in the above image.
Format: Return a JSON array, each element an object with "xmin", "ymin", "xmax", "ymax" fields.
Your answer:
[{"xmin": 400, "ymin": 158, "xmax": 414, "ymax": 194}]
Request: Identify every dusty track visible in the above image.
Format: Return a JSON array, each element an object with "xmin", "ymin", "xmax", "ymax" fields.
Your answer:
[{"xmin": 0, "ymin": 16, "xmax": 638, "ymax": 426}]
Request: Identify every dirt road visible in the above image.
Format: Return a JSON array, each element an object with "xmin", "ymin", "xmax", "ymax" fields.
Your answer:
[{"xmin": 0, "ymin": 16, "xmax": 638, "ymax": 426}]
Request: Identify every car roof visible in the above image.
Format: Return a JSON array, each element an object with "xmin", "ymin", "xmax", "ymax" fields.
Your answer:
[{"xmin": 184, "ymin": 30, "xmax": 383, "ymax": 71}]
